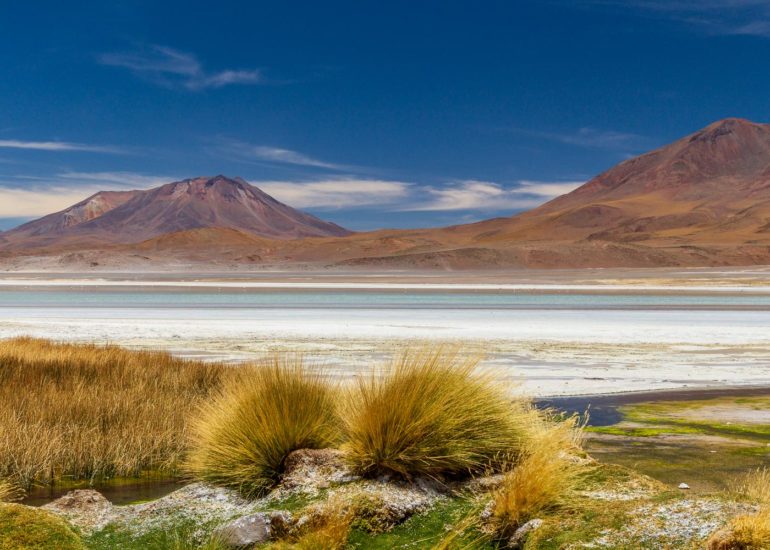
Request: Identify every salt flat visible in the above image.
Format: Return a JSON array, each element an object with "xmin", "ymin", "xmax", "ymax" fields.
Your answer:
[{"xmin": 2, "ymin": 272, "xmax": 770, "ymax": 397}]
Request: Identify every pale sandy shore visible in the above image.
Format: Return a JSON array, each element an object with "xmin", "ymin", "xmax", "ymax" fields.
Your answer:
[{"xmin": 4, "ymin": 265, "xmax": 770, "ymax": 287}]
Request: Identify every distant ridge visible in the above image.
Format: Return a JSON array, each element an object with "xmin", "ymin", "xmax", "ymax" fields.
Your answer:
[{"xmin": 5, "ymin": 119, "xmax": 770, "ymax": 270}]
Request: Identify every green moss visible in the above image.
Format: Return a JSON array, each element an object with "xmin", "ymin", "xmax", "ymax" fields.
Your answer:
[
  {"xmin": 348, "ymin": 497, "xmax": 491, "ymax": 549},
  {"xmin": 259, "ymin": 491, "xmax": 324, "ymax": 514},
  {"xmin": 84, "ymin": 519, "xmax": 229, "ymax": 550},
  {"xmin": 0, "ymin": 503, "xmax": 84, "ymax": 550},
  {"xmin": 587, "ymin": 425, "xmax": 701, "ymax": 437}
]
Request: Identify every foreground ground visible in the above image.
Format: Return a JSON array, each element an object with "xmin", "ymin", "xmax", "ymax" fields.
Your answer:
[
  {"xmin": 6, "ymin": 450, "xmax": 758, "ymax": 549},
  {"xmin": 9, "ymin": 390, "xmax": 770, "ymax": 548},
  {"xmin": 3, "ymin": 340, "xmax": 770, "ymax": 548}
]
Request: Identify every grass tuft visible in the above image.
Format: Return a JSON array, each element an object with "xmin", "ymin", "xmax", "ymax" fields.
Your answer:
[
  {"xmin": 708, "ymin": 467, "xmax": 770, "ymax": 549},
  {"xmin": 340, "ymin": 347, "xmax": 528, "ymax": 478},
  {"xmin": 708, "ymin": 510, "xmax": 770, "ymax": 550},
  {"xmin": 734, "ymin": 466, "xmax": 770, "ymax": 506},
  {"xmin": 491, "ymin": 410, "xmax": 586, "ymax": 538},
  {"xmin": 186, "ymin": 355, "xmax": 339, "ymax": 498},
  {"xmin": 0, "ymin": 479, "xmax": 22, "ymax": 503},
  {"xmin": 0, "ymin": 337, "xmax": 229, "ymax": 489}
]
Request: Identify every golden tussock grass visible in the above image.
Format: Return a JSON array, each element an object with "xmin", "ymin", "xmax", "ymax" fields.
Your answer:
[
  {"xmin": 708, "ymin": 510, "xmax": 770, "ymax": 550},
  {"xmin": 0, "ymin": 337, "xmax": 230, "ymax": 489},
  {"xmin": 708, "ymin": 467, "xmax": 770, "ymax": 549},
  {"xmin": 186, "ymin": 356, "xmax": 339, "ymax": 498},
  {"xmin": 340, "ymin": 347, "xmax": 530, "ymax": 478},
  {"xmin": 491, "ymin": 410, "xmax": 586, "ymax": 538}
]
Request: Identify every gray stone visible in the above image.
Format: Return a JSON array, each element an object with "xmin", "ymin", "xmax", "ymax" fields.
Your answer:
[
  {"xmin": 42, "ymin": 489, "xmax": 114, "ymax": 532},
  {"xmin": 508, "ymin": 518, "xmax": 543, "ymax": 549},
  {"xmin": 267, "ymin": 510, "xmax": 294, "ymax": 538},
  {"xmin": 213, "ymin": 513, "xmax": 272, "ymax": 548}
]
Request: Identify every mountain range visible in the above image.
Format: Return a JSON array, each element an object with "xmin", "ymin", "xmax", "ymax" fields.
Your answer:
[{"xmin": 3, "ymin": 118, "xmax": 770, "ymax": 270}]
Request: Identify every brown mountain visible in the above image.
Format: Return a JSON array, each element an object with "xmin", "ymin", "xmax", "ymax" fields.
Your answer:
[
  {"xmin": 470, "ymin": 117, "xmax": 770, "ymax": 246},
  {"xmin": 2, "ymin": 175, "xmax": 350, "ymax": 249},
  {"xmin": 4, "ymin": 118, "xmax": 770, "ymax": 270}
]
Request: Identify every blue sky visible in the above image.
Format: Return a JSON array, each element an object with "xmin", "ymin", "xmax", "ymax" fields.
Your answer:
[{"xmin": 1, "ymin": 1, "xmax": 770, "ymax": 230}]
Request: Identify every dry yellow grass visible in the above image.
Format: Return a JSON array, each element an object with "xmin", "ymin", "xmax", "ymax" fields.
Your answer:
[
  {"xmin": 708, "ymin": 467, "xmax": 770, "ymax": 549},
  {"xmin": 708, "ymin": 510, "xmax": 770, "ymax": 550},
  {"xmin": 0, "ymin": 479, "xmax": 22, "ymax": 503},
  {"xmin": 269, "ymin": 507, "xmax": 353, "ymax": 550},
  {"xmin": 340, "ymin": 347, "xmax": 529, "ymax": 478},
  {"xmin": 186, "ymin": 356, "xmax": 339, "ymax": 498},
  {"xmin": 0, "ymin": 337, "xmax": 230, "ymax": 489},
  {"xmin": 491, "ymin": 410, "xmax": 585, "ymax": 538},
  {"xmin": 734, "ymin": 467, "xmax": 770, "ymax": 506}
]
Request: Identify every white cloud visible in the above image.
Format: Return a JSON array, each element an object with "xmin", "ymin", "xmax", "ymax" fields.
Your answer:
[
  {"xmin": 0, "ymin": 172, "xmax": 176, "ymax": 218},
  {"xmin": 516, "ymin": 180, "xmax": 584, "ymax": 197},
  {"xmin": 516, "ymin": 127, "xmax": 645, "ymax": 151},
  {"xmin": 257, "ymin": 178, "xmax": 411, "ymax": 208},
  {"xmin": 0, "ymin": 172, "xmax": 582, "ymax": 222},
  {"xmin": 406, "ymin": 179, "xmax": 584, "ymax": 211},
  {"xmin": 99, "ymin": 45, "xmax": 262, "ymax": 90},
  {"xmin": 55, "ymin": 171, "xmax": 175, "ymax": 188},
  {"xmin": 251, "ymin": 146, "xmax": 342, "ymax": 170},
  {"xmin": 0, "ymin": 140, "xmax": 123, "ymax": 153},
  {"xmin": 574, "ymin": 0, "xmax": 770, "ymax": 37},
  {"xmin": 0, "ymin": 186, "xmax": 108, "ymax": 217},
  {"xmin": 210, "ymin": 139, "xmax": 349, "ymax": 170},
  {"xmin": 554, "ymin": 128, "xmax": 643, "ymax": 149}
]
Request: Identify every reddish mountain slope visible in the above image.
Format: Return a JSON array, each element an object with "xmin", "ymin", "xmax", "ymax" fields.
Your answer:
[
  {"xmin": 468, "ymin": 118, "xmax": 770, "ymax": 247},
  {"xmin": 1, "ymin": 176, "xmax": 350, "ymax": 248},
  {"xmin": 7, "ymin": 191, "xmax": 139, "ymax": 241}
]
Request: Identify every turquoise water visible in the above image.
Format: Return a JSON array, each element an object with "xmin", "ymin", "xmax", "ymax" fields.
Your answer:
[{"xmin": 1, "ymin": 289, "xmax": 770, "ymax": 309}]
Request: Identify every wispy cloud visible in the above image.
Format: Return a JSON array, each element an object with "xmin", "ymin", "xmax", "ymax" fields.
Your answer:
[
  {"xmin": 575, "ymin": 0, "xmax": 770, "ymax": 37},
  {"xmin": 258, "ymin": 178, "xmax": 411, "ymax": 208},
  {"xmin": 0, "ymin": 171, "xmax": 176, "ymax": 218},
  {"xmin": 0, "ymin": 187, "xmax": 113, "ymax": 217},
  {"xmin": 251, "ymin": 146, "xmax": 343, "ymax": 170},
  {"xmin": 0, "ymin": 140, "xmax": 124, "ymax": 154},
  {"xmin": 406, "ymin": 179, "xmax": 583, "ymax": 211},
  {"xmin": 209, "ymin": 139, "xmax": 349, "ymax": 171},
  {"xmin": 0, "ymin": 172, "xmax": 581, "ymax": 222},
  {"xmin": 516, "ymin": 180, "xmax": 586, "ymax": 197},
  {"xmin": 54, "ymin": 171, "xmax": 175, "ymax": 188},
  {"xmin": 99, "ymin": 45, "xmax": 262, "ymax": 90},
  {"xmin": 516, "ymin": 127, "xmax": 646, "ymax": 151},
  {"xmin": 0, "ymin": 173, "xmax": 407, "ymax": 218}
]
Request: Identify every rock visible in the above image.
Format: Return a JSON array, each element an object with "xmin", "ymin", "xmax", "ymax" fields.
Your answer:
[
  {"xmin": 508, "ymin": 518, "xmax": 543, "ymax": 549},
  {"xmin": 267, "ymin": 510, "xmax": 294, "ymax": 539},
  {"xmin": 42, "ymin": 489, "xmax": 114, "ymax": 532},
  {"xmin": 212, "ymin": 512, "xmax": 272, "ymax": 547},
  {"xmin": 278, "ymin": 448, "xmax": 359, "ymax": 495},
  {"xmin": 678, "ymin": 483, "xmax": 691, "ymax": 490}
]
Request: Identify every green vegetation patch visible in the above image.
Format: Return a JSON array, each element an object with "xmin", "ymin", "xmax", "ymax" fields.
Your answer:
[
  {"xmin": 0, "ymin": 503, "xmax": 84, "ymax": 550},
  {"xmin": 347, "ymin": 496, "xmax": 491, "ymax": 549},
  {"xmin": 84, "ymin": 519, "xmax": 226, "ymax": 550}
]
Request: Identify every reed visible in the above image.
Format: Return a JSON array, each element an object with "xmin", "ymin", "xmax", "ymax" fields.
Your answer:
[
  {"xmin": 0, "ymin": 478, "xmax": 22, "ymax": 503},
  {"xmin": 0, "ymin": 337, "xmax": 230, "ymax": 489}
]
